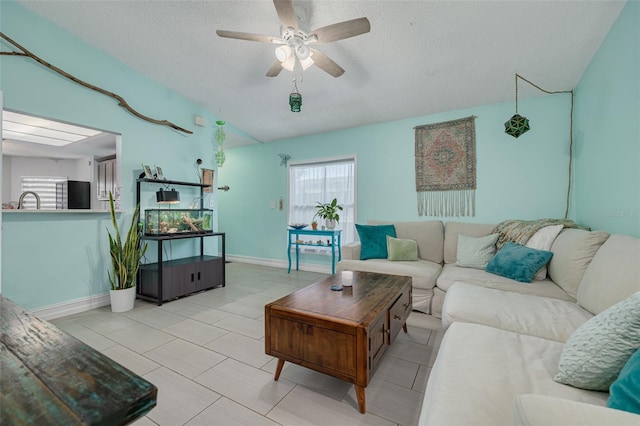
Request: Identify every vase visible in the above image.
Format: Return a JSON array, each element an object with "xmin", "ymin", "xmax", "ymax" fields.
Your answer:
[
  {"xmin": 325, "ymin": 219, "xmax": 336, "ymax": 230},
  {"xmin": 110, "ymin": 286, "xmax": 136, "ymax": 313}
]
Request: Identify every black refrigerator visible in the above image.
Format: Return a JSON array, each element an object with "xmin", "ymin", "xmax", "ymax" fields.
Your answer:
[{"xmin": 56, "ymin": 180, "xmax": 91, "ymax": 209}]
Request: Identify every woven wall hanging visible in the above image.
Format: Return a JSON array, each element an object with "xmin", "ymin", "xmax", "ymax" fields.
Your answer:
[{"xmin": 415, "ymin": 116, "xmax": 477, "ymax": 217}]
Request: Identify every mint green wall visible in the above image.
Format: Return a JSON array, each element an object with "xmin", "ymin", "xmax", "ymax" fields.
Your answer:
[
  {"xmin": 1, "ymin": 2, "xmax": 219, "ymax": 309},
  {"xmin": 220, "ymin": 94, "xmax": 573, "ymax": 262},
  {"xmin": 574, "ymin": 1, "xmax": 640, "ymax": 237}
]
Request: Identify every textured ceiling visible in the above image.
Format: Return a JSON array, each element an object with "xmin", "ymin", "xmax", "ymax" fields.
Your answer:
[{"xmin": 17, "ymin": 0, "xmax": 625, "ymax": 148}]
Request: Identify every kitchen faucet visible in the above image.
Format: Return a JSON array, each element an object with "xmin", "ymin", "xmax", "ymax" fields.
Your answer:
[{"xmin": 18, "ymin": 191, "xmax": 41, "ymax": 210}]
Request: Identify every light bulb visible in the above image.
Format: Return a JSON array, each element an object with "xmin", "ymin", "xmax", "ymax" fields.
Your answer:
[{"xmin": 275, "ymin": 45, "xmax": 291, "ymax": 62}]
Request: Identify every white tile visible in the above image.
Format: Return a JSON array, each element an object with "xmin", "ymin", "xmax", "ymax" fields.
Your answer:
[
  {"xmin": 373, "ymin": 356, "xmax": 421, "ymax": 389},
  {"xmin": 102, "ymin": 344, "xmax": 161, "ymax": 376},
  {"xmin": 195, "ymin": 358, "xmax": 294, "ymax": 415},
  {"xmin": 217, "ymin": 300, "xmax": 265, "ymax": 319},
  {"xmin": 262, "ymin": 359, "xmax": 351, "ymax": 401},
  {"xmin": 162, "ymin": 319, "xmax": 228, "ymax": 345},
  {"xmin": 172, "ymin": 305, "xmax": 231, "ymax": 324},
  {"xmin": 345, "ymin": 379, "xmax": 424, "ymax": 425},
  {"xmin": 144, "ymin": 367, "xmax": 221, "ymax": 425},
  {"xmin": 71, "ymin": 311, "xmax": 139, "ymax": 335},
  {"xmin": 205, "ymin": 332, "xmax": 273, "ymax": 368},
  {"xmin": 186, "ymin": 397, "xmax": 279, "ymax": 426},
  {"xmin": 57, "ymin": 323, "xmax": 117, "ymax": 351},
  {"xmin": 214, "ymin": 314, "xmax": 264, "ymax": 339},
  {"xmin": 145, "ymin": 339, "xmax": 226, "ymax": 379},
  {"xmin": 268, "ymin": 385, "xmax": 394, "ymax": 426},
  {"xmin": 131, "ymin": 415, "xmax": 157, "ymax": 425},
  {"xmin": 125, "ymin": 307, "xmax": 186, "ymax": 329},
  {"xmin": 385, "ymin": 339, "xmax": 439, "ymax": 367},
  {"xmin": 107, "ymin": 323, "xmax": 176, "ymax": 354},
  {"xmin": 412, "ymin": 365, "xmax": 432, "ymax": 393}
]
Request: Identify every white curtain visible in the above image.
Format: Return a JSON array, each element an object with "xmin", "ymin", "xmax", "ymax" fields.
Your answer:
[{"xmin": 289, "ymin": 159, "xmax": 356, "ymax": 243}]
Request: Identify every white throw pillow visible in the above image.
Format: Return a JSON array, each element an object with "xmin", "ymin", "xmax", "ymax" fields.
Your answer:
[
  {"xmin": 526, "ymin": 225, "xmax": 564, "ymax": 280},
  {"xmin": 456, "ymin": 233, "xmax": 499, "ymax": 269}
]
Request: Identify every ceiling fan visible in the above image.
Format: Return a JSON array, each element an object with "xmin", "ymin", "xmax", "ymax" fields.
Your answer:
[{"xmin": 216, "ymin": 0, "xmax": 370, "ymax": 78}]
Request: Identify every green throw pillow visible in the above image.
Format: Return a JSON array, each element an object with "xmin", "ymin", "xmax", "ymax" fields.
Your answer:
[
  {"xmin": 456, "ymin": 233, "xmax": 499, "ymax": 269},
  {"xmin": 387, "ymin": 236, "xmax": 418, "ymax": 261},
  {"xmin": 608, "ymin": 347, "xmax": 640, "ymax": 414},
  {"xmin": 554, "ymin": 292, "xmax": 640, "ymax": 391},
  {"xmin": 485, "ymin": 242, "xmax": 553, "ymax": 283},
  {"xmin": 356, "ymin": 224, "xmax": 396, "ymax": 260}
]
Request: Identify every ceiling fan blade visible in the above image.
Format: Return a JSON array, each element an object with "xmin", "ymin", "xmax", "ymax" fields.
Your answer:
[
  {"xmin": 312, "ymin": 17, "xmax": 371, "ymax": 43},
  {"xmin": 266, "ymin": 60, "xmax": 283, "ymax": 77},
  {"xmin": 273, "ymin": 0, "xmax": 298, "ymax": 32},
  {"xmin": 216, "ymin": 30, "xmax": 281, "ymax": 44},
  {"xmin": 310, "ymin": 48, "xmax": 345, "ymax": 78}
]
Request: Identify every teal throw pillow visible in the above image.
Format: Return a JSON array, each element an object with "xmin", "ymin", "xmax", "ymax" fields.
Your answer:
[
  {"xmin": 554, "ymin": 292, "xmax": 640, "ymax": 391},
  {"xmin": 387, "ymin": 236, "xmax": 418, "ymax": 261},
  {"xmin": 456, "ymin": 233, "xmax": 499, "ymax": 269},
  {"xmin": 608, "ymin": 347, "xmax": 640, "ymax": 414},
  {"xmin": 485, "ymin": 242, "xmax": 553, "ymax": 283},
  {"xmin": 356, "ymin": 224, "xmax": 397, "ymax": 260}
]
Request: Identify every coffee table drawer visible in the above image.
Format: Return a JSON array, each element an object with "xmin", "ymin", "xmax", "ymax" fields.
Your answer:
[{"xmin": 389, "ymin": 285, "xmax": 412, "ymax": 341}]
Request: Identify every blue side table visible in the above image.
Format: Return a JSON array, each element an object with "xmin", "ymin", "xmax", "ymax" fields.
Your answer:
[{"xmin": 288, "ymin": 228, "xmax": 342, "ymax": 274}]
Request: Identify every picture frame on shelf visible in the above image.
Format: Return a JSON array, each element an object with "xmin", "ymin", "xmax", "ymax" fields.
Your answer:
[
  {"xmin": 142, "ymin": 164, "xmax": 154, "ymax": 179},
  {"xmin": 202, "ymin": 168, "xmax": 214, "ymax": 192},
  {"xmin": 154, "ymin": 166, "xmax": 165, "ymax": 180}
]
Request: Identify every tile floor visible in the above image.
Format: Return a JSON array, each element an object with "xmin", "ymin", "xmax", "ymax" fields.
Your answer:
[{"xmin": 52, "ymin": 263, "xmax": 444, "ymax": 426}]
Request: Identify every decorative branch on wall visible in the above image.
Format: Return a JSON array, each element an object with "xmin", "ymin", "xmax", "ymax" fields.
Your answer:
[{"xmin": 0, "ymin": 32, "xmax": 193, "ymax": 134}]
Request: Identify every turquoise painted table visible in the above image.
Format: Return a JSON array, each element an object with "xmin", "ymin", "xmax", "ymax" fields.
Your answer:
[{"xmin": 288, "ymin": 228, "xmax": 342, "ymax": 274}]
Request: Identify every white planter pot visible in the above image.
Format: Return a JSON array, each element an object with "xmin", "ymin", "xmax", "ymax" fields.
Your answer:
[
  {"xmin": 325, "ymin": 219, "xmax": 336, "ymax": 230},
  {"xmin": 110, "ymin": 286, "xmax": 136, "ymax": 313}
]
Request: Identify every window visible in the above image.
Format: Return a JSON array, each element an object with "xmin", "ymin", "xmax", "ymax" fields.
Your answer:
[
  {"xmin": 288, "ymin": 156, "xmax": 356, "ymax": 243},
  {"xmin": 20, "ymin": 176, "xmax": 67, "ymax": 210}
]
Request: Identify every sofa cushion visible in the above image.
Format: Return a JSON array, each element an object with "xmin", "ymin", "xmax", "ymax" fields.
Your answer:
[
  {"xmin": 386, "ymin": 236, "xmax": 418, "ymax": 261},
  {"xmin": 336, "ymin": 258, "xmax": 441, "ymax": 291},
  {"xmin": 608, "ymin": 347, "xmax": 640, "ymax": 415},
  {"xmin": 555, "ymin": 292, "xmax": 640, "ymax": 391},
  {"xmin": 577, "ymin": 234, "xmax": 640, "ymax": 315},
  {"xmin": 419, "ymin": 322, "xmax": 608, "ymax": 426},
  {"xmin": 436, "ymin": 263, "xmax": 575, "ymax": 301},
  {"xmin": 443, "ymin": 221, "xmax": 496, "ymax": 264},
  {"xmin": 513, "ymin": 394, "xmax": 640, "ymax": 426},
  {"xmin": 455, "ymin": 233, "xmax": 499, "ymax": 269},
  {"xmin": 442, "ymin": 282, "xmax": 592, "ymax": 342},
  {"xmin": 526, "ymin": 224, "xmax": 564, "ymax": 280},
  {"xmin": 355, "ymin": 224, "xmax": 396, "ymax": 260},
  {"xmin": 548, "ymin": 229, "xmax": 609, "ymax": 299},
  {"xmin": 369, "ymin": 220, "xmax": 444, "ymax": 263},
  {"xmin": 486, "ymin": 242, "xmax": 554, "ymax": 283}
]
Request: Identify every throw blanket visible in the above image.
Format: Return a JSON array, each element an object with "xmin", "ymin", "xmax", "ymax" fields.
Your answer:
[
  {"xmin": 493, "ymin": 219, "xmax": 589, "ymax": 250},
  {"xmin": 415, "ymin": 116, "xmax": 476, "ymax": 217}
]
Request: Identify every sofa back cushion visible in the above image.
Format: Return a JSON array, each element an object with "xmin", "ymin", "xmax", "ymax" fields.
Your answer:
[
  {"xmin": 444, "ymin": 222, "xmax": 496, "ymax": 264},
  {"xmin": 368, "ymin": 220, "xmax": 444, "ymax": 263},
  {"xmin": 577, "ymin": 234, "xmax": 640, "ymax": 315},
  {"xmin": 547, "ymin": 229, "xmax": 609, "ymax": 300}
]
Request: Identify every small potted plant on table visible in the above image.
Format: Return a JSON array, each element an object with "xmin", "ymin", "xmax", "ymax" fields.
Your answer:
[{"xmin": 314, "ymin": 198, "xmax": 343, "ymax": 230}]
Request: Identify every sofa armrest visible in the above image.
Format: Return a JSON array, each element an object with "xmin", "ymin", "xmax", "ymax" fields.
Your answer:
[
  {"xmin": 341, "ymin": 242, "xmax": 361, "ymax": 260},
  {"xmin": 513, "ymin": 394, "xmax": 640, "ymax": 426}
]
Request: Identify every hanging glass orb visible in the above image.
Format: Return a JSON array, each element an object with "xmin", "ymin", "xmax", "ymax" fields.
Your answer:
[
  {"xmin": 289, "ymin": 92, "xmax": 302, "ymax": 112},
  {"xmin": 504, "ymin": 114, "xmax": 530, "ymax": 138}
]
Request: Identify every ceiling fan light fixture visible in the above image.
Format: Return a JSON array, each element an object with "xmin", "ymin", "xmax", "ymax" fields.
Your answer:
[
  {"xmin": 281, "ymin": 55, "xmax": 314, "ymax": 72},
  {"xmin": 296, "ymin": 44, "xmax": 310, "ymax": 60},
  {"xmin": 275, "ymin": 45, "xmax": 291, "ymax": 62}
]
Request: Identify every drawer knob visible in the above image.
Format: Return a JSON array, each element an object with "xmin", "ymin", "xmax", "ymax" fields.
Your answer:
[
  {"xmin": 403, "ymin": 303, "xmax": 410, "ymax": 309},
  {"xmin": 393, "ymin": 314, "xmax": 402, "ymax": 320}
]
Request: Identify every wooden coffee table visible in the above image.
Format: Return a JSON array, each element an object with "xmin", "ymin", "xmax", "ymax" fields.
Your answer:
[{"xmin": 264, "ymin": 271, "xmax": 412, "ymax": 413}]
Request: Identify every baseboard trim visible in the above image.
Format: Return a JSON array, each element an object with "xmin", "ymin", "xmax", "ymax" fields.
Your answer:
[
  {"xmin": 226, "ymin": 255, "xmax": 331, "ymax": 274},
  {"xmin": 33, "ymin": 293, "xmax": 111, "ymax": 321}
]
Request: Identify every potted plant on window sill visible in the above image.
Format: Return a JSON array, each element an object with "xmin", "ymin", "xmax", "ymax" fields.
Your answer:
[
  {"xmin": 107, "ymin": 192, "xmax": 147, "ymax": 313},
  {"xmin": 314, "ymin": 198, "xmax": 343, "ymax": 230}
]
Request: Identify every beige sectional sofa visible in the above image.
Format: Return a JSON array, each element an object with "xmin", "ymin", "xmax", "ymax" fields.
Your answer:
[
  {"xmin": 336, "ymin": 220, "xmax": 640, "ymax": 424},
  {"xmin": 338, "ymin": 220, "xmax": 608, "ymax": 318}
]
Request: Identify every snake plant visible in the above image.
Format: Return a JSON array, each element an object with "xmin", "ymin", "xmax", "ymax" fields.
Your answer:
[{"xmin": 107, "ymin": 192, "xmax": 147, "ymax": 290}]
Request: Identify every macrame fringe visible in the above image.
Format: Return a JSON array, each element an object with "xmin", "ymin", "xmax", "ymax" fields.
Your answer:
[{"xmin": 417, "ymin": 190, "xmax": 475, "ymax": 217}]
